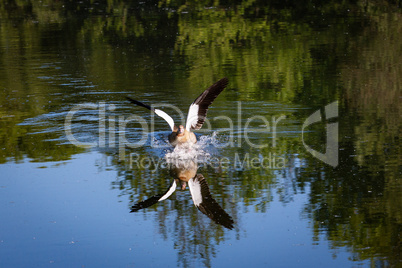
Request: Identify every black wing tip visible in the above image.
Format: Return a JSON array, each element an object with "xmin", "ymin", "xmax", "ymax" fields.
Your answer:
[
  {"xmin": 213, "ymin": 77, "xmax": 229, "ymax": 90},
  {"xmin": 130, "ymin": 207, "xmax": 141, "ymax": 213},
  {"xmin": 129, "ymin": 194, "xmax": 163, "ymax": 212},
  {"xmin": 125, "ymin": 96, "xmax": 138, "ymax": 103},
  {"xmin": 130, "ymin": 204, "xmax": 144, "ymax": 213},
  {"xmin": 218, "ymin": 77, "xmax": 229, "ymax": 86},
  {"xmin": 210, "ymin": 77, "xmax": 229, "ymax": 92},
  {"xmin": 126, "ymin": 96, "xmax": 153, "ymax": 111},
  {"xmin": 130, "ymin": 201, "xmax": 150, "ymax": 213},
  {"xmin": 223, "ymin": 220, "xmax": 235, "ymax": 230},
  {"xmin": 197, "ymin": 204, "xmax": 235, "ymax": 230}
]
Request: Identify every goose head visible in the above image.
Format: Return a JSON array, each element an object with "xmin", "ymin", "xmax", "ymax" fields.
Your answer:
[
  {"xmin": 177, "ymin": 179, "xmax": 187, "ymax": 190},
  {"xmin": 177, "ymin": 125, "xmax": 185, "ymax": 136}
]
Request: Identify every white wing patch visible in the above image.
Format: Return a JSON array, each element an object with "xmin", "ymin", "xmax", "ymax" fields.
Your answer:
[
  {"xmin": 158, "ymin": 180, "xmax": 177, "ymax": 201},
  {"xmin": 188, "ymin": 177, "xmax": 202, "ymax": 206},
  {"xmin": 155, "ymin": 109, "xmax": 175, "ymax": 132},
  {"xmin": 185, "ymin": 104, "xmax": 199, "ymax": 131}
]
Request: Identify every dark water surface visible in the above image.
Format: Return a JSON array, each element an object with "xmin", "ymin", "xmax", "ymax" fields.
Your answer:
[{"xmin": 0, "ymin": 2, "xmax": 400, "ymax": 267}]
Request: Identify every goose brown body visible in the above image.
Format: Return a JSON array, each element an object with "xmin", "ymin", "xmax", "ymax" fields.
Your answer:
[
  {"xmin": 168, "ymin": 125, "xmax": 197, "ymax": 146},
  {"xmin": 169, "ymin": 158, "xmax": 198, "ymax": 190}
]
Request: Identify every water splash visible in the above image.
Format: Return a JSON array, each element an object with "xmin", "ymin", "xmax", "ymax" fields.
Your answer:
[{"xmin": 164, "ymin": 131, "xmax": 224, "ymax": 164}]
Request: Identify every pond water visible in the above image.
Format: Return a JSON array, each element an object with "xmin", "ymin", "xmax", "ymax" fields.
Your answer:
[{"xmin": 0, "ymin": 2, "xmax": 400, "ymax": 268}]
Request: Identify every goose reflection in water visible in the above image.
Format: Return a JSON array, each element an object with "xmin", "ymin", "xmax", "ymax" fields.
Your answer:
[{"xmin": 130, "ymin": 158, "xmax": 234, "ymax": 230}]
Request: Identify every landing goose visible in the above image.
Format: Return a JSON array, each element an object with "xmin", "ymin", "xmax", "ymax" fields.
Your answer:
[{"xmin": 126, "ymin": 78, "xmax": 228, "ymax": 146}]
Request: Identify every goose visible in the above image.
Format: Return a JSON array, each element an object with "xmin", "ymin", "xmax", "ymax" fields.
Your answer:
[
  {"xmin": 126, "ymin": 78, "xmax": 228, "ymax": 146},
  {"xmin": 130, "ymin": 173, "xmax": 234, "ymax": 230}
]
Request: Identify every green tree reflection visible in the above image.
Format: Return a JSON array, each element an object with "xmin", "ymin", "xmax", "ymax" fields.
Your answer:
[{"xmin": 0, "ymin": 1, "xmax": 400, "ymax": 266}]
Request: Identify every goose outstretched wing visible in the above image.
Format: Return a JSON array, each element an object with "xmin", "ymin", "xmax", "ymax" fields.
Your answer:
[
  {"xmin": 130, "ymin": 180, "xmax": 177, "ymax": 212},
  {"xmin": 126, "ymin": 97, "xmax": 175, "ymax": 131},
  {"xmin": 185, "ymin": 78, "xmax": 229, "ymax": 131},
  {"xmin": 188, "ymin": 174, "xmax": 234, "ymax": 229}
]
